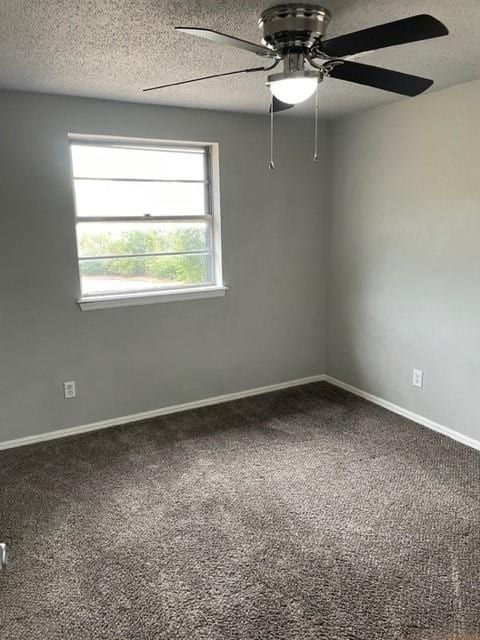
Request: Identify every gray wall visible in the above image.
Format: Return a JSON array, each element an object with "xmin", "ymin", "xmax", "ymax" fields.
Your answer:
[
  {"xmin": 0, "ymin": 90, "xmax": 328, "ymax": 442},
  {"xmin": 4, "ymin": 81, "xmax": 479, "ymax": 447},
  {"xmin": 327, "ymin": 80, "xmax": 480, "ymax": 442}
]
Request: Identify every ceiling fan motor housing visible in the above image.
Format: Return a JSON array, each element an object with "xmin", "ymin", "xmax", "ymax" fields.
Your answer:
[{"xmin": 259, "ymin": 4, "xmax": 331, "ymax": 54}]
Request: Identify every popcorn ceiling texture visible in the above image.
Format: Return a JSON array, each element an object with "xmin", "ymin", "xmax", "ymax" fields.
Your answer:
[
  {"xmin": 1, "ymin": 382, "xmax": 480, "ymax": 639},
  {"xmin": 0, "ymin": 0, "xmax": 479, "ymax": 117}
]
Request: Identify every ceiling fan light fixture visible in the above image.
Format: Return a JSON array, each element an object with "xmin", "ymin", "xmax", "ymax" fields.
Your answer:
[{"xmin": 267, "ymin": 70, "xmax": 319, "ymax": 105}]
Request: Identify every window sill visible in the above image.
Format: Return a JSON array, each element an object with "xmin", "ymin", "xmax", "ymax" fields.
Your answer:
[{"xmin": 77, "ymin": 285, "xmax": 227, "ymax": 311}]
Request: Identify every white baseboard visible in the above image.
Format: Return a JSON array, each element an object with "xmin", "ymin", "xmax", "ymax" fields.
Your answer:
[
  {"xmin": 0, "ymin": 374, "xmax": 326, "ymax": 451},
  {"xmin": 3, "ymin": 373, "xmax": 478, "ymax": 455},
  {"xmin": 325, "ymin": 376, "xmax": 480, "ymax": 453}
]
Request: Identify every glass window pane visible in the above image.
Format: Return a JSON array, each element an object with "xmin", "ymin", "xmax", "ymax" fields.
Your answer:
[
  {"xmin": 77, "ymin": 222, "xmax": 211, "ymax": 257},
  {"xmin": 73, "ymin": 179, "xmax": 206, "ymax": 217},
  {"xmin": 71, "ymin": 144, "xmax": 206, "ymax": 181},
  {"xmin": 80, "ymin": 254, "xmax": 212, "ymax": 295}
]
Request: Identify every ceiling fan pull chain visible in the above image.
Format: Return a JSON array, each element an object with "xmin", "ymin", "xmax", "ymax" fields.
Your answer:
[
  {"xmin": 313, "ymin": 82, "xmax": 319, "ymax": 164},
  {"xmin": 269, "ymin": 96, "xmax": 275, "ymax": 170}
]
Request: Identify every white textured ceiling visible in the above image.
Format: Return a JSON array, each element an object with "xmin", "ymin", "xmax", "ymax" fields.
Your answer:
[{"xmin": 0, "ymin": 0, "xmax": 479, "ymax": 117}]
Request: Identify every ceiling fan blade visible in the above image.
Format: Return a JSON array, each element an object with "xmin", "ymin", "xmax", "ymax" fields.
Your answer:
[
  {"xmin": 176, "ymin": 27, "xmax": 276, "ymax": 58},
  {"xmin": 269, "ymin": 97, "xmax": 295, "ymax": 113},
  {"xmin": 321, "ymin": 14, "xmax": 448, "ymax": 58},
  {"xmin": 143, "ymin": 66, "xmax": 267, "ymax": 92},
  {"xmin": 327, "ymin": 60, "xmax": 433, "ymax": 96}
]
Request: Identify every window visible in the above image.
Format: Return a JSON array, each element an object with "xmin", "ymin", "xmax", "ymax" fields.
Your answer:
[{"xmin": 69, "ymin": 135, "xmax": 225, "ymax": 310}]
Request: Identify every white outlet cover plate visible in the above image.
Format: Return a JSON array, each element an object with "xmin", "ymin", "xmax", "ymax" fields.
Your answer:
[
  {"xmin": 64, "ymin": 381, "xmax": 76, "ymax": 398},
  {"xmin": 413, "ymin": 369, "xmax": 424, "ymax": 388}
]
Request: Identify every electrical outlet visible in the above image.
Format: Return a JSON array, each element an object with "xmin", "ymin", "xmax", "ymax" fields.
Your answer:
[
  {"xmin": 412, "ymin": 369, "xmax": 424, "ymax": 389},
  {"xmin": 64, "ymin": 381, "xmax": 76, "ymax": 399}
]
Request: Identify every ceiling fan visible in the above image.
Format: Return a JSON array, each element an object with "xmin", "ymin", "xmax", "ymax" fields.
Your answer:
[
  {"xmin": 144, "ymin": 5, "xmax": 448, "ymax": 108},
  {"xmin": 143, "ymin": 4, "xmax": 448, "ymax": 166}
]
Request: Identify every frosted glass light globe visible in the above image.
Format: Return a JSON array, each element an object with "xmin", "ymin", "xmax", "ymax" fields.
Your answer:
[{"xmin": 270, "ymin": 77, "xmax": 317, "ymax": 104}]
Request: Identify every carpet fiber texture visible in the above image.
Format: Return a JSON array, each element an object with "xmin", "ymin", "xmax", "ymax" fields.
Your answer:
[{"xmin": 1, "ymin": 382, "xmax": 479, "ymax": 639}]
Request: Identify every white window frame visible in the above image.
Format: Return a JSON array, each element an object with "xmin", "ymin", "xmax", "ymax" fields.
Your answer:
[{"xmin": 68, "ymin": 134, "xmax": 226, "ymax": 311}]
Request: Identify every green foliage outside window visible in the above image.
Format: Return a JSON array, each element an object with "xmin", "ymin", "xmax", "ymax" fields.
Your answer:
[{"xmin": 80, "ymin": 228, "xmax": 209, "ymax": 284}]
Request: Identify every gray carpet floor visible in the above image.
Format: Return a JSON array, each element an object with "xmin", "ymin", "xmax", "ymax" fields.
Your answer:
[{"xmin": 1, "ymin": 382, "xmax": 479, "ymax": 639}]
